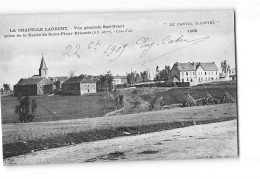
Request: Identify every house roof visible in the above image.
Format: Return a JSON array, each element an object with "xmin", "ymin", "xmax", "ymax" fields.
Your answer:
[
  {"xmin": 198, "ymin": 62, "xmax": 219, "ymax": 71},
  {"xmin": 63, "ymin": 76, "xmax": 96, "ymax": 84},
  {"xmin": 15, "ymin": 78, "xmax": 45, "ymax": 86},
  {"xmin": 31, "ymin": 75, "xmax": 43, "ymax": 79},
  {"xmin": 175, "ymin": 63, "xmax": 198, "ymax": 71},
  {"xmin": 173, "ymin": 62, "xmax": 218, "ymax": 72},
  {"xmin": 39, "ymin": 55, "xmax": 48, "ymax": 70}
]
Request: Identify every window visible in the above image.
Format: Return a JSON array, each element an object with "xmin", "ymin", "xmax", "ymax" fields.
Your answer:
[
  {"xmin": 186, "ymin": 72, "xmax": 188, "ymax": 76},
  {"xmin": 193, "ymin": 72, "xmax": 195, "ymax": 75},
  {"xmin": 205, "ymin": 72, "xmax": 207, "ymax": 75},
  {"xmin": 182, "ymin": 72, "xmax": 184, "ymax": 76},
  {"xmin": 216, "ymin": 71, "xmax": 217, "ymax": 75}
]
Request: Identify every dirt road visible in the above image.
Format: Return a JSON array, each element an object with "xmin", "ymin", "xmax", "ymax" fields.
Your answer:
[{"xmin": 4, "ymin": 120, "xmax": 238, "ymax": 165}]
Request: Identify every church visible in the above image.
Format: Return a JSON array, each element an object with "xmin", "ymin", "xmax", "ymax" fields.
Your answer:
[{"xmin": 13, "ymin": 54, "xmax": 67, "ymax": 96}]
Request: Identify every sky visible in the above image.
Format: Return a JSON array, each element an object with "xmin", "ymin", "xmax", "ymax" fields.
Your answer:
[{"xmin": 0, "ymin": 10, "xmax": 236, "ymax": 88}]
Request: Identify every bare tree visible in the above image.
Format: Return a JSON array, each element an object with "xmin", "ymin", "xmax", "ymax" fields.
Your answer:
[{"xmin": 69, "ymin": 71, "xmax": 75, "ymax": 78}]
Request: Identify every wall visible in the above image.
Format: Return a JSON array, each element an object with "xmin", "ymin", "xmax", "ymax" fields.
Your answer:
[
  {"xmin": 13, "ymin": 85, "xmax": 38, "ymax": 96},
  {"xmin": 37, "ymin": 78, "xmax": 48, "ymax": 95},
  {"xmin": 80, "ymin": 83, "xmax": 96, "ymax": 95},
  {"xmin": 170, "ymin": 65, "xmax": 180, "ymax": 81},
  {"xmin": 62, "ymin": 83, "xmax": 81, "ymax": 95},
  {"xmin": 180, "ymin": 71, "xmax": 196, "ymax": 82}
]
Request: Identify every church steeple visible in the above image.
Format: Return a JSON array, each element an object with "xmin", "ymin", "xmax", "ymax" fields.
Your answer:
[{"xmin": 39, "ymin": 53, "xmax": 48, "ymax": 77}]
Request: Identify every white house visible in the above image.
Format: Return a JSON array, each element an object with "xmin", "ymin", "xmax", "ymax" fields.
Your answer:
[
  {"xmin": 112, "ymin": 75, "xmax": 127, "ymax": 86},
  {"xmin": 169, "ymin": 62, "xmax": 219, "ymax": 84}
]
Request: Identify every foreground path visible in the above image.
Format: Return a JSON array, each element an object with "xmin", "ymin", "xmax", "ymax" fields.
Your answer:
[{"xmin": 4, "ymin": 120, "xmax": 238, "ymax": 165}]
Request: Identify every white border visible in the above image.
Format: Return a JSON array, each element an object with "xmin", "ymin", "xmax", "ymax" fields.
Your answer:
[{"xmin": 1, "ymin": 0, "xmax": 260, "ymax": 178}]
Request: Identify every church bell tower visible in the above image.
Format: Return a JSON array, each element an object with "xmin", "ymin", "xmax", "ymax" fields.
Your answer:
[{"xmin": 39, "ymin": 53, "xmax": 48, "ymax": 78}]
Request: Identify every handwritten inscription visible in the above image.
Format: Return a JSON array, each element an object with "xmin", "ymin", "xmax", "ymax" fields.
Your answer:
[
  {"xmin": 63, "ymin": 44, "xmax": 81, "ymax": 58},
  {"xmin": 63, "ymin": 41, "xmax": 128, "ymax": 61},
  {"xmin": 63, "ymin": 34, "xmax": 210, "ymax": 64},
  {"xmin": 136, "ymin": 34, "xmax": 210, "ymax": 60}
]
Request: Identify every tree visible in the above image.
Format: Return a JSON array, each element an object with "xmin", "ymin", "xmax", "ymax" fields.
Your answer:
[
  {"xmin": 135, "ymin": 74, "xmax": 142, "ymax": 83},
  {"xmin": 99, "ymin": 71, "xmax": 114, "ymax": 92},
  {"xmin": 127, "ymin": 72, "xmax": 136, "ymax": 86},
  {"xmin": 221, "ymin": 60, "xmax": 231, "ymax": 77},
  {"xmin": 153, "ymin": 66, "xmax": 159, "ymax": 81},
  {"xmin": 69, "ymin": 71, "xmax": 75, "ymax": 78},
  {"xmin": 140, "ymin": 71, "xmax": 149, "ymax": 82},
  {"xmin": 15, "ymin": 96, "xmax": 37, "ymax": 123},
  {"xmin": 155, "ymin": 65, "xmax": 171, "ymax": 81},
  {"xmin": 0, "ymin": 88, "xmax": 4, "ymax": 95},
  {"xmin": 105, "ymin": 71, "xmax": 113, "ymax": 92},
  {"xmin": 156, "ymin": 66, "xmax": 159, "ymax": 74},
  {"xmin": 3, "ymin": 84, "xmax": 10, "ymax": 94}
]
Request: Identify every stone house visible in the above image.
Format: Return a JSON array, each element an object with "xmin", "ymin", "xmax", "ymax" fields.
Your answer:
[
  {"xmin": 13, "ymin": 77, "xmax": 49, "ymax": 96},
  {"xmin": 62, "ymin": 75, "xmax": 96, "ymax": 95}
]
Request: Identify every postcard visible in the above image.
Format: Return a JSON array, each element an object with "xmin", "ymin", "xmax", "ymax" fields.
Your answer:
[{"xmin": 0, "ymin": 10, "xmax": 238, "ymax": 165}]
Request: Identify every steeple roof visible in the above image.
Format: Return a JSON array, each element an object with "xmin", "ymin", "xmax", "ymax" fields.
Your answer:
[{"xmin": 39, "ymin": 53, "xmax": 48, "ymax": 70}]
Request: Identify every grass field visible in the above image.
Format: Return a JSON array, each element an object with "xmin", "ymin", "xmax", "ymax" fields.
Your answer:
[
  {"xmin": 1, "ymin": 81, "xmax": 237, "ymax": 124},
  {"xmin": 141, "ymin": 81, "xmax": 237, "ymax": 105},
  {"xmin": 1, "ymin": 93, "xmax": 117, "ymax": 124}
]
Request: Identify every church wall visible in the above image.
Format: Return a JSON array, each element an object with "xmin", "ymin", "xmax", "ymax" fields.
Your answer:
[{"xmin": 37, "ymin": 78, "xmax": 49, "ymax": 95}]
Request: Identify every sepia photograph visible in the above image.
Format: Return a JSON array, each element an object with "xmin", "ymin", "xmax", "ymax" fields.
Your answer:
[{"xmin": 0, "ymin": 10, "xmax": 238, "ymax": 165}]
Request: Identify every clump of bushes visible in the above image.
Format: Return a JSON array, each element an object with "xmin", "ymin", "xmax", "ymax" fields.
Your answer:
[
  {"xmin": 15, "ymin": 96, "xmax": 37, "ymax": 123},
  {"xmin": 132, "ymin": 89, "xmax": 138, "ymax": 96},
  {"xmin": 203, "ymin": 91, "xmax": 218, "ymax": 105},
  {"xmin": 221, "ymin": 91, "xmax": 235, "ymax": 103},
  {"xmin": 182, "ymin": 93, "xmax": 197, "ymax": 107},
  {"xmin": 149, "ymin": 96, "xmax": 166, "ymax": 111}
]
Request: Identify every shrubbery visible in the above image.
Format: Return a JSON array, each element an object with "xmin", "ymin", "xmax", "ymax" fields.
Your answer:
[{"xmin": 15, "ymin": 96, "xmax": 37, "ymax": 123}]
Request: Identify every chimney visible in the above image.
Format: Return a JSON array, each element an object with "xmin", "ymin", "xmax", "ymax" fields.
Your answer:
[{"xmin": 175, "ymin": 62, "xmax": 178, "ymax": 66}]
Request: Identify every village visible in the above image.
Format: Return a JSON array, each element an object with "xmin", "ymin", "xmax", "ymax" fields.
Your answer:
[
  {"xmin": 5, "ymin": 54, "xmax": 235, "ymax": 97},
  {"xmin": 1, "ymin": 54, "xmax": 237, "ymax": 163}
]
